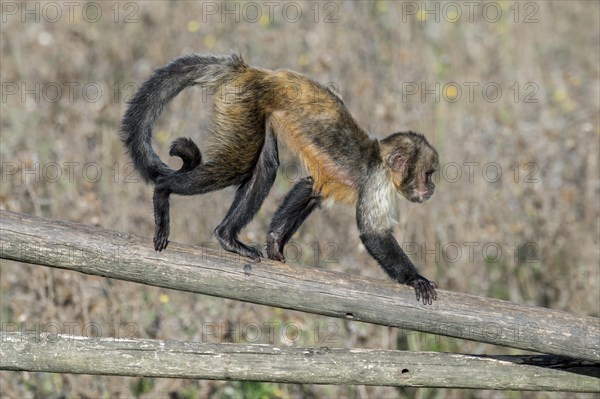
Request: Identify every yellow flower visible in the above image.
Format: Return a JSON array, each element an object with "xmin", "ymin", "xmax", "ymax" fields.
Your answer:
[
  {"xmin": 444, "ymin": 85, "xmax": 459, "ymax": 100},
  {"xmin": 187, "ymin": 20, "xmax": 200, "ymax": 33},
  {"xmin": 159, "ymin": 294, "xmax": 170, "ymax": 304},
  {"xmin": 499, "ymin": 0, "xmax": 511, "ymax": 10},
  {"xmin": 298, "ymin": 54, "xmax": 309, "ymax": 66},
  {"xmin": 446, "ymin": 9, "xmax": 459, "ymax": 21},
  {"xmin": 376, "ymin": 1, "xmax": 388, "ymax": 13},
  {"xmin": 552, "ymin": 89, "xmax": 567, "ymax": 103},
  {"xmin": 156, "ymin": 130, "xmax": 168, "ymax": 144},
  {"xmin": 259, "ymin": 14, "xmax": 270, "ymax": 27}
]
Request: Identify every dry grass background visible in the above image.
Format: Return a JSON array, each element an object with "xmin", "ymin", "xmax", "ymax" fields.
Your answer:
[{"xmin": 1, "ymin": 1, "xmax": 599, "ymax": 398}]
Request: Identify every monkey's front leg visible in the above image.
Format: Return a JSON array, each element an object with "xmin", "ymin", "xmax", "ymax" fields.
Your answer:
[{"xmin": 359, "ymin": 230, "xmax": 437, "ymax": 305}]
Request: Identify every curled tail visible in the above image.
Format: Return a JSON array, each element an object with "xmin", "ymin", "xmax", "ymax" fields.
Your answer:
[
  {"xmin": 169, "ymin": 137, "xmax": 202, "ymax": 172},
  {"xmin": 121, "ymin": 53, "xmax": 247, "ymax": 183}
]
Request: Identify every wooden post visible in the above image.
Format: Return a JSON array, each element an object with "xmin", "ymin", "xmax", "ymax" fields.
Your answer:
[
  {"xmin": 1, "ymin": 333, "xmax": 598, "ymax": 391},
  {"xmin": 1, "ymin": 210, "xmax": 599, "ymax": 362}
]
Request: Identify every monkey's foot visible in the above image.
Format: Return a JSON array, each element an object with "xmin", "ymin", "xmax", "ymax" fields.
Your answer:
[
  {"xmin": 266, "ymin": 234, "xmax": 286, "ymax": 262},
  {"xmin": 215, "ymin": 230, "xmax": 262, "ymax": 262},
  {"xmin": 154, "ymin": 229, "xmax": 169, "ymax": 251},
  {"xmin": 152, "ymin": 183, "xmax": 171, "ymax": 252},
  {"xmin": 219, "ymin": 239, "xmax": 263, "ymax": 262},
  {"xmin": 408, "ymin": 275, "xmax": 437, "ymax": 305}
]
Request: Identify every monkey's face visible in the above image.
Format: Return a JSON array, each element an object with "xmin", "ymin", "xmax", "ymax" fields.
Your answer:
[{"xmin": 380, "ymin": 132, "xmax": 439, "ymax": 204}]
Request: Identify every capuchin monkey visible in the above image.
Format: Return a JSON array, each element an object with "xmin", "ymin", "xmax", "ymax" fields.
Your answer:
[{"xmin": 121, "ymin": 54, "xmax": 439, "ymax": 304}]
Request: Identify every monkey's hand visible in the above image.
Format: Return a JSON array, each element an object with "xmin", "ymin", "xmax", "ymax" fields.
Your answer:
[{"xmin": 408, "ymin": 275, "xmax": 437, "ymax": 305}]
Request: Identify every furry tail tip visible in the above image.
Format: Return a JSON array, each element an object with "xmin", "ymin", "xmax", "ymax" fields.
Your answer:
[{"xmin": 169, "ymin": 137, "xmax": 202, "ymax": 172}]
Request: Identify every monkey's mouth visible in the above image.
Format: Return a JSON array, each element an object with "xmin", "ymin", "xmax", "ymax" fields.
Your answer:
[{"xmin": 409, "ymin": 191, "xmax": 433, "ymax": 203}]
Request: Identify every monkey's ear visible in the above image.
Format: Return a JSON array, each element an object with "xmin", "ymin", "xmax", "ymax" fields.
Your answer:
[{"xmin": 387, "ymin": 152, "xmax": 407, "ymax": 172}]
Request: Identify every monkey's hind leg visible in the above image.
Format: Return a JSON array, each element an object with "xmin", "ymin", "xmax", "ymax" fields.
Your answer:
[
  {"xmin": 153, "ymin": 184, "xmax": 171, "ymax": 251},
  {"xmin": 267, "ymin": 177, "xmax": 322, "ymax": 262},
  {"xmin": 153, "ymin": 138, "xmax": 245, "ymax": 251},
  {"xmin": 214, "ymin": 130, "xmax": 280, "ymax": 261},
  {"xmin": 153, "ymin": 138, "xmax": 204, "ymax": 251}
]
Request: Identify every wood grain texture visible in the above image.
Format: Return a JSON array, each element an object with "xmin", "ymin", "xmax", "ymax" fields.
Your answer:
[
  {"xmin": 1, "ymin": 210, "xmax": 599, "ymax": 362},
  {"xmin": 1, "ymin": 333, "xmax": 598, "ymax": 391}
]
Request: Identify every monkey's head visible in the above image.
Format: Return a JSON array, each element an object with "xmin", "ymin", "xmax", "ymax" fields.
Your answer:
[{"xmin": 380, "ymin": 131, "xmax": 439, "ymax": 203}]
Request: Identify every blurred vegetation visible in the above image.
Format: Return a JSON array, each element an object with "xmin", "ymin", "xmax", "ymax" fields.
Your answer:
[{"xmin": 1, "ymin": 1, "xmax": 598, "ymax": 398}]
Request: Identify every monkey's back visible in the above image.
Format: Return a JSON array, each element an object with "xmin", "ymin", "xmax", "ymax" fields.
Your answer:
[
  {"xmin": 265, "ymin": 70, "xmax": 380, "ymax": 204},
  {"xmin": 205, "ymin": 62, "xmax": 381, "ymax": 204}
]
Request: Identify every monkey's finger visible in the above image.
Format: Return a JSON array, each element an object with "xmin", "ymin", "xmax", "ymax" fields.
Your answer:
[
  {"xmin": 422, "ymin": 289, "xmax": 430, "ymax": 305},
  {"xmin": 429, "ymin": 288, "xmax": 437, "ymax": 304},
  {"xmin": 428, "ymin": 281, "xmax": 438, "ymax": 301}
]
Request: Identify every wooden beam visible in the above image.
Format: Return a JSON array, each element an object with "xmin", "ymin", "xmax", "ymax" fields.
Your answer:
[
  {"xmin": 1, "ymin": 333, "xmax": 598, "ymax": 391},
  {"xmin": 1, "ymin": 210, "xmax": 599, "ymax": 362}
]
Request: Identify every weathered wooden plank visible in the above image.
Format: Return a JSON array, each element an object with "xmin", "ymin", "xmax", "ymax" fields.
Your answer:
[
  {"xmin": 1, "ymin": 210, "xmax": 599, "ymax": 361},
  {"xmin": 1, "ymin": 333, "xmax": 598, "ymax": 391}
]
